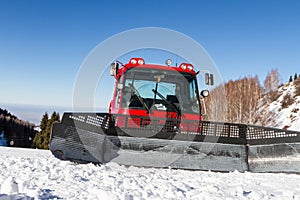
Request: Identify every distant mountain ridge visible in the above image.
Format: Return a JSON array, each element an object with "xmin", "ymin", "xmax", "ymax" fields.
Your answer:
[{"xmin": 0, "ymin": 108, "xmax": 18, "ymax": 121}]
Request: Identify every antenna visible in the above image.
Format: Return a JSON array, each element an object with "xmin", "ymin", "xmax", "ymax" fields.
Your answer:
[{"xmin": 175, "ymin": 49, "xmax": 180, "ymax": 67}]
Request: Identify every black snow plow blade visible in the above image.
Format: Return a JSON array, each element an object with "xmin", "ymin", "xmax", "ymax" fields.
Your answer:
[{"xmin": 50, "ymin": 113, "xmax": 300, "ymax": 172}]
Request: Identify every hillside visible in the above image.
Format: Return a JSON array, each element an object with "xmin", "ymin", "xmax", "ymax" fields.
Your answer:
[
  {"xmin": 259, "ymin": 79, "xmax": 300, "ymax": 131},
  {"xmin": 205, "ymin": 73, "xmax": 300, "ymax": 131},
  {"xmin": 0, "ymin": 146, "xmax": 300, "ymax": 199},
  {"xmin": 0, "ymin": 108, "xmax": 36, "ymax": 148}
]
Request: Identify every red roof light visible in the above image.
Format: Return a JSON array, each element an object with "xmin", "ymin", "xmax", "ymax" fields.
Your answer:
[
  {"xmin": 179, "ymin": 63, "xmax": 194, "ymax": 71},
  {"xmin": 129, "ymin": 58, "xmax": 145, "ymax": 66}
]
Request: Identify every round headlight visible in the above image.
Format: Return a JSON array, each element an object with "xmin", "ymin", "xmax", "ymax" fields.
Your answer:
[
  {"xmin": 201, "ymin": 90, "xmax": 209, "ymax": 97},
  {"xmin": 181, "ymin": 64, "xmax": 186, "ymax": 70},
  {"xmin": 165, "ymin": 59, "xmax": 172, "ymax": 66},
  {"xmin": 187, "ymin": 65, "xmax": 194, "ymax": 71},
  {"xmin": 138, "ymin": 59, "xmax": 144, "ymax": 65},
  {"xmin": 131, "ymin": 59, "xmax": 137, "ymax": 64}
]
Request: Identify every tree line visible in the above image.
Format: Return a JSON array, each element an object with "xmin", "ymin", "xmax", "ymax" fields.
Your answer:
[
  {"xmin": 205, "ymin": 70, "xmax": 300, "ymax": 126},
  {"xmin": 0, "ymin": 108, "xmax": 60, "ymax": 149},
  {"xmin": 0, "ymin": 108, "xmax": 36, "ymax": 148}
]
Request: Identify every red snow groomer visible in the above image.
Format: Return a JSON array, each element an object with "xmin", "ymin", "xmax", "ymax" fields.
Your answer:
[{"xmin": 50, "ymin": 58, "xmax": 300, "ymax": 173}]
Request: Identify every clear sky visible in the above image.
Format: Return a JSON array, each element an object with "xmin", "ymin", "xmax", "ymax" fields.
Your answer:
[{"xmin": 1, "ymin": 0, "xmax": 300, "ymax": 109}]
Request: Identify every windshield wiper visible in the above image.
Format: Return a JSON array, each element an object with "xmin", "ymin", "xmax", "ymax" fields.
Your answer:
[
  {"xmin": 128, "ymin": 83, "xmax": 150, "ymax": 113},
  {"xmin": 152, "ymin": 89, "xmax": 181, "ymax": 115}
]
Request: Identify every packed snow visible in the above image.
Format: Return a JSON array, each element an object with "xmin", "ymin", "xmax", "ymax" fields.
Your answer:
[{"xmin": 0, "ymin": 147, "xmax": 300, "ymax": 199}]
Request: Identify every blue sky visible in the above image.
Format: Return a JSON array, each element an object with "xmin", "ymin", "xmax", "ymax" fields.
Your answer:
[{"xmin": 1, "ymin": 0, "xmax": 300, "ymax": 109}]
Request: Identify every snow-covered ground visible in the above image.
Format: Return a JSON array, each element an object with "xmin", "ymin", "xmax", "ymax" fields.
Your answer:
[{"xmin": 0, "ymin": 147, "xmax": 300, "ymax": 199}]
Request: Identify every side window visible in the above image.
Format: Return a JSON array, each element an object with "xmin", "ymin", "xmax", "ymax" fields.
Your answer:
[
  {"xmin": 114, "ymin": 77, "xmax": 124, "ymax": 109},
  {"xmin": 115, "ymin": 87, "xmax": 121, "ymax": 109},
  {"xmin": 189, "ymin": 80, "xmax": 197, "ymax": 100}
]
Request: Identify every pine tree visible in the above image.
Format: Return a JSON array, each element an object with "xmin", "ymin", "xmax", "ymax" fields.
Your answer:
[
  {"xmin": 43, "ymin": 111, "xmax": 60, "ymax": 149},
  {"xmin": 294, "ymin": 73, "xmax": 298, "ymax": 81},
  {"xmin": 294, "ymin": 75, "xmax": 300, "ymax": 96},
  {"xmin": 32, "ymin": 111, "xmax": 60, "ymax": 149},
  {"xmin": 40, "ymin": 112, "xmax": 49, "ymax": 132},
  {"xmin": 289, "ymin": 75, "xmax": 293, "ymax": 82},
  {"xmin": 33, "ymin": 112, "xmax": 48, "ymax": 148}
]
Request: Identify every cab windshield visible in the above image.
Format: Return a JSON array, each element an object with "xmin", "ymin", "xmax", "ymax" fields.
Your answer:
[{"xmin": 120, "ymin": 68, "xmax": 200, "ymax": 114}]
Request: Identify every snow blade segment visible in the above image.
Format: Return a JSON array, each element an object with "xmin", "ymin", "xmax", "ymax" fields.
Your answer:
[{"xmin": 50, "ymin": 113, "xmax": 300, "ymax": 172}]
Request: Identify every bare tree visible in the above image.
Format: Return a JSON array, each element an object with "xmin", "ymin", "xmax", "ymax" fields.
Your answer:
[
  {"xmin": 206, "ymin": 76, "xmax": 262, "ymax": 124},
  {"xmin": 244, "ymin": 76, "xmax": 263, "ymax": 124},
  {"xmin": 264, "ymin": 69, "xmax": 280, "ymax": 102},
  {"xmin": 204, "ymin": 84, "xmax": 227, "ymax": 122}
]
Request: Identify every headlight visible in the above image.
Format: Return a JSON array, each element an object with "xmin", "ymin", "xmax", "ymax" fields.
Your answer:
[
  {"xmin": 130, "ymin": 59, "xmax": 137, "ymax": 64},
  {"xmin": 201, "ymin": 90, "xmax": 209, "ymax": 97},
  {"xmin": 187, "ymin": 65, "xmax": 194, "ymax": 71},
  {"xmin": 138, "ymin": 59, "xmax": 144, "ymax": 65},
  {"xmin": 165, "ymin": 59, "xmax": 172, "ymax": 66}
]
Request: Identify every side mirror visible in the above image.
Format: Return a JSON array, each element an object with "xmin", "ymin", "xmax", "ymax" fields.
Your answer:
[
  {"xmin": 205, "ymin": 73, "xmax": 214, "ymax": 85},
  {"xmin": 110, "ymin": 62, "xmax": 119, "ymax": 76}
]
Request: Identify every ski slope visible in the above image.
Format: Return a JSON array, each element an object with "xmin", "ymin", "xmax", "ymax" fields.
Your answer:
[{"xmin": 0, "ymin": 147, "xmax": 300, "ymax": 199}]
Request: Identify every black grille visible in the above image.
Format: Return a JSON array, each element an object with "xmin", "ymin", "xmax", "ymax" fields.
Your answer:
[{"xmin": 58, "ymin": 113, "xmax": 300, "ymax": 145}]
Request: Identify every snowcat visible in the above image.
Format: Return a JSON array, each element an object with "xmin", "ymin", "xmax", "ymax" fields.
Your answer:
[{"xmin": 50, "ymin": 58, "xmax": 300, "ymax": 172}]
